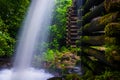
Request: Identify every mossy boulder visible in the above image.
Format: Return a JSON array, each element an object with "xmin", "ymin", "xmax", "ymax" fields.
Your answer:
[
  {"xmin": 105, "ymin": 23, "xmax": 120, "ymax": 37},
  {"xmin": 104, "ymin": 0, "xmax": 120, "ymax": 12},
  {"xmin": 54, "ymin": 52, "xmax": 80, "ymax": 69}
]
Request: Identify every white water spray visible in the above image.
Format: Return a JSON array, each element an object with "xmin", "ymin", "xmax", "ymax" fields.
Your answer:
[{"xmin": 0, "ymin": 0, "xmax": 54, "ymax": 80}]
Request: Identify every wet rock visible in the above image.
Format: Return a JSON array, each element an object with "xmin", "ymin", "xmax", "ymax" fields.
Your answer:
[{"xmin": 68, "ymin": 67, "xmax": 82, "ymax": 75}]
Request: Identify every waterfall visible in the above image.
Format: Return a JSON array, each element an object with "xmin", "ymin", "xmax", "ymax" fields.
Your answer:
[
  {"xmin": 13, "ymin": 0, "xmax": 54, "ymax": 71},
  {"xmin": 0, "ymin": 0, "xmax": 54, "ymax": 80}
]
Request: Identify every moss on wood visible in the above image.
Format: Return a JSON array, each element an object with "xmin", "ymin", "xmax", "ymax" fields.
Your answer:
[
  {"xmin": 82, "ymin": 3, "xmax": 105, "ymax": 25},
  {"xmin": 80, "ymin": 36, "xmax": 105, "ymax": 46},
  {"xmin": 104, "ymin": 0, "xmax": 120, "ymax": 12},
  {"xmin": 80, "ymin": 12, "xmax": 119, "ymax": 33},
  {"xmin": 105, "ymin": 45, "xmax": 120, "ymax": 63},
  {"xmin": 105, "ymin": 23, "xmax": 120, "ymax": 37},
  {"xmin": 105, "ymin": 37, "xmax": 120, "ymax": 45},
  {"xmin": 82, "ymin": 0, "xmax": 104, "ymax": 15},
  {"xmin": 98, "ymin": 12, "xmax": 119, "ymax": 25}
]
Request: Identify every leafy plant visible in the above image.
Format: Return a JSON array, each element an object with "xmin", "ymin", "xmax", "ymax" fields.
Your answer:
[
  {"xmin": 0, "ymin": 0, "xmax": 30, "ymax": 57},
  {"xmin": 49, "ymin": 0, "xmax": 72, "ymax": 49},
  {"xmin": 0, "ymin": 31, "xmax": 15, "ymax": 57}
]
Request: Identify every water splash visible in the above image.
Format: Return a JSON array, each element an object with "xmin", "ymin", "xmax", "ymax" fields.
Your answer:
[
  {"xmin": 0, "ymin": 0, "xmax": 54, "ymax": 80},
  {"xmin": 0, "ymin": 68, "xmax": 53, "ymax": 80}
]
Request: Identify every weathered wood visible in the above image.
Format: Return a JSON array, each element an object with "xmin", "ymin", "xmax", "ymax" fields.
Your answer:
[
  {"xmin": 82, "ymin": 0, "xmax": 104, "ymax": 15},
  {"xmin": 81, "ymin": 52, "xmax": 112, "ymax": 72},
  {"xmin": 82, "ymin": 3, "xmax": 106, "ymax": 26},
  {"xmin": 105, "ymin": 37, "xmax": 120, "ymax": 45},
  {"xmin": 79, "ymin": 36, "xmax": 105, "ymax": 46},
  {"xmin": 105, "ymin": 23, "xmax": 120, "ymax": 37},
  {"xmin": 67, "ymin": 17, "xmax": 78, "ymax": 21},
  {"xmin": 79, "ymin": 31, "xmax": 105, "ymax": 36},
  {"xmin": 82, "ymin": 47, "xmax": 105, "ymax": 57},
  {"xmin": 81, "ymin": 55, "xmax": 97, "ymax": 72},
  {"xmin": 104, "ymin": 0, "xmax": 120, "ymax": 12},
  {"xmin": 81, "ymin": 12, "xmax": 119, "ymax": 33},
  {"xmin": 82, "ymin": 47, "xmax": 112, "ymax": 66}
]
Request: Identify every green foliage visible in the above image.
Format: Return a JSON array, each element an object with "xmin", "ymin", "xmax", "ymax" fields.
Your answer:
[
  {"xmin": 0, "ymin": 0, "xmax": 30, "ymax": 38},
  {"xmin": 0, "ymin": 0, "xmax": 30, "ymax": 57},
  {"xmin": 105, "ymin": 23, "xmax": 120, "ymax": 37},
  {"xmin": 0, "ymin": 31, "xmax": 15, "ymax": 57},
  {"xmin": 49, "ymin": 0, "xmax": 72, "ymax": 49},
  {"xmin": 95, "ymin": 70, "xmax": 120, "ymax": 80},
  {"xmin": 95, "ymin": 71, "xmax": 112, "ymax": 80},
  {"xmin": 43, "ymin": 49, "xmax": 59, "ymax": 62},
  {"xmin": 65, "ymin": 74, "xmax": 81, "ymax": 80},
  {"xmin": 42, "ymin": 47, "xmax": 81, "ymax": 70}
]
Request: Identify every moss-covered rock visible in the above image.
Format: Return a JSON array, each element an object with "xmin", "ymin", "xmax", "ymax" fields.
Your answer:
[
  {"xmin": 105, "ymin": 23, "xmax": 120, "ymax": 37},
  {"xmin": 104, "ymin": 0, "xmax": 120, "ymax": 12},
  {"xmin": 54, "ymin": 52, "xmax": 80, "ymax": 69}
]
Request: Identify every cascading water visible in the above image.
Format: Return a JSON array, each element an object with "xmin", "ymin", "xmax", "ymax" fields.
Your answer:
[{"xmin": 0, "ymin": 0, "xmax": 54, "ymax": 80}]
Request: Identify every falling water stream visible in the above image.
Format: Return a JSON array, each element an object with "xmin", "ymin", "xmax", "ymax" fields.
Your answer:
[{"xmin": 0, "ymin": 0, "xmax": 54, "ymax": 80}]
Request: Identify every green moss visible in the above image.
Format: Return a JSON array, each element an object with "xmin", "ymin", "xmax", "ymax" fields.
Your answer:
[
  {"xmin": 105, "ymin": 45, "xmax": 120, "ymax": 62},
  {"xmin": 95, "ymin": 70, "xmax": 120, "ymax": 80},
  {"xmin": 54, "ymin": 51, "xmax": 80, "ymax": 69},
  {"xmin": 98, "ymin": 12, "xmax": 118, "ymax": 25},
  {"xmin": 105, "ymin": 23, "xmax": 120, "ymax": 37},
  {"xmin": 83, "ymin": 23, "xmax": 91, "ymax": 30},
  {"xmin": 65, "ymin": 74, "xmax": 81, "ymax": 80},
  {"xmin": 105, "ymin": 37, "xmax": 120, "ymax": 45},
  {"xmin": 82, "ymin": 36, "xmax": 90, "ymax": 41},
  {"xmin": 104, "ymin": 0, "xmax": 120, "ymax": 12},
  {"xmin": 82, "ymin": 11, "xmax": 91, "ymax": 20}
]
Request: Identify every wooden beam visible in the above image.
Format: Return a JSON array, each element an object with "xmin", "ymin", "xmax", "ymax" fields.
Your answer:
[
  {"xmin": 82, "ymin": 0, "xmax": 104, "ymax": 15},
  {"xmin": 81, "ymin": 12, "xmax": 119, "ymax": 33},
  {"xmin": 82, "ymin": 3, "xmax": 106, "ymax": 26}
]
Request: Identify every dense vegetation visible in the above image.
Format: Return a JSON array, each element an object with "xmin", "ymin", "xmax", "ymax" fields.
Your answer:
[
  {"xmin": 49, "ymin": 0, "xmax": 72, "ymax": 49},
  {"xmin": 0, "ymin": 0, "xmax": 72, "ymax": 57},
  {"xmin": 0, "ymin": 0, "xmax": 30, "ymax": 57},
  {"xmin": 0, "ymin": 0, "xmax": 120, "ymax": 80}
]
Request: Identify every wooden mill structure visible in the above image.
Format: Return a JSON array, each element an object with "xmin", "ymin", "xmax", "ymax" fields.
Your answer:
[{"xmin": 66, "ymin": 0, "xmax": 120, "ymax": 73}]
